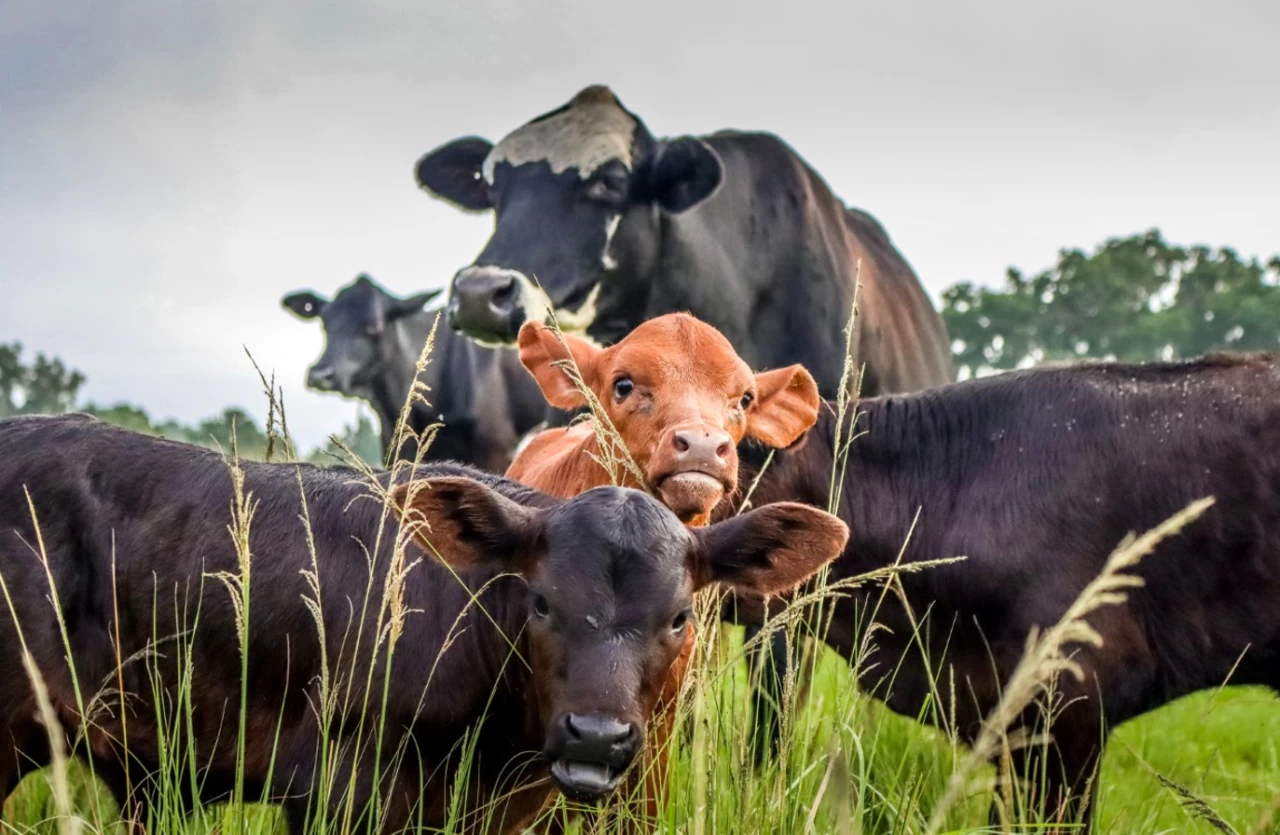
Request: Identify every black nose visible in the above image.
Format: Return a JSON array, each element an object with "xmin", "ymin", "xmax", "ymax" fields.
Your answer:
[
  {"xmin": 307, "ymin": 366, "xmax": 336, "ymax": 391},
  {"xmin": 564, "ymin": 713, "xmax": 635, "ymax": 755},
  {"xmin": 449, "ymin": 268, "xmax": 523, "ymax": 342}
]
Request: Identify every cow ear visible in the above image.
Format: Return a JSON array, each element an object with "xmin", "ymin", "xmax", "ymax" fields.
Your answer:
[
  {"xmin": 385, "ymin": 288, "xmax": 444, "ymax": 323},
  {"xmin": 282, "ymin": 291, "xmax": 328, "ymax": 320},
  {"xmin": 689, "ymin": 503, "xmax": 848, "ymax": 595},
  {"xmin": 415, "ymin": 137, "xmax": 493, "ymax": 212},
  {"xmin": 391, "ymin": 477, "xmax": 542, "ymax": 571},
  {"xmin": 516, "ymin": 322, "xmax": 601, "ymax": 410},
  {"xmin": 646, "ymin": 137, "xmax": 723, "ymax": 213},
  {"xmin": 747, "ymin": 365, "xmax": 821, "ymax": 448}
]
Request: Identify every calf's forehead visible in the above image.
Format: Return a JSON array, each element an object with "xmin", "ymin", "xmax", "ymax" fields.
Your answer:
[
  {"xmin": 605, "ymin": 320, "xmax": 754, "ymax": 393},
  {"xmin": 539, "ymin": 489, "xmax": 693, "ymax": 602}
]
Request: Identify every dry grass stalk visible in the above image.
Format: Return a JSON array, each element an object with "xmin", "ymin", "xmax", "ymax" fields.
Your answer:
[{"xmin": 924, "ymin": 495, "xmax": 1217, "ymax": 834}]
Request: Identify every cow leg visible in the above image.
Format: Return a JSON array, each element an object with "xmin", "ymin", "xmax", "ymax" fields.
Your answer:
[
  {"xmin": 277, "ymin": 739, "xmax": 426, "ymax": 835},
  {"xmin": 89, "ymin": 753, "xmax": 152, "ymax": 834},
  {"xmin": 2, "ymin": 717, "xmax": 49, "ymax": 800},
  {"xmin": 989, "ymin": 706, "xmax": 1104, "ymax": 833},
  {"xmin": 745, "ymin": 626, "xmax": 790, "ymax": 765}
]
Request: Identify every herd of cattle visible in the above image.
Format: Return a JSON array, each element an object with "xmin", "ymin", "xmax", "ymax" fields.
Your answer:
[{"xmin": 2, "ymin": 85, "xmax": 1278, "ymax": 833}]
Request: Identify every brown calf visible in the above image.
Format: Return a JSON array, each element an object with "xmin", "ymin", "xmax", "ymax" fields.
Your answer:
[
  {"xmin": 509, "ymin": 313, "xmax": 820, "ymax": 526},
  {"xmin": 507, "ymin": 313, "xmax": 822, "ymax": 820}
]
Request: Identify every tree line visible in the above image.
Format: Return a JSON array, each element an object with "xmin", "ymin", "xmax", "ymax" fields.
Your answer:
[
  {"xmin": 0, "ymin": 342, "xmax": 381, "ymax": 466},
  {"xmin": 5, "ymin": 230, "xmax": 1278, "ymax": 454}
]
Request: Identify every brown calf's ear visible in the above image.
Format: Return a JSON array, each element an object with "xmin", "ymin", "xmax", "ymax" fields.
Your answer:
[
  {"xmin": 747, "ymin": 365, "xmax": 821, "ymax": 448},
  {"xmin": 690, "ymin": 502, "xmax": 849, "ymax": 595},
  {"xmin": 390, "ymin": 477, "xmax": 541, "ymax": 571},
  {"xmin": 517, "ymin": 322, "xmax": 602, "ymax": 410}
]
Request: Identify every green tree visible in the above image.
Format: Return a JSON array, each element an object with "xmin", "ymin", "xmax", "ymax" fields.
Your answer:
[
  {"xmin": 943, "ymin": 230, "xmax": 1280, "ymax": 378},
  {"xmin": 0, "ymin": 342, "xmax": 86, "ymax": 417},
  {"xmin": 83, "ymin": 402, "xmax": 160, "ymax": 435},
  {"xmin": 308, "ymin": 411, "xmax": 383, "ymax": 468}
]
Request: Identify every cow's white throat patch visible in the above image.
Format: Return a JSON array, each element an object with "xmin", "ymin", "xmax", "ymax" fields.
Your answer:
[{"xmin": 482, "ymin": 85, "xmax": 637, "ymax": 184}]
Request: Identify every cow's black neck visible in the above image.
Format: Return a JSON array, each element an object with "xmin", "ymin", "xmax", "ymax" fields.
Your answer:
[{"xmin": 366, "ymin": 309, "xmax": 454, "ymax": 462}]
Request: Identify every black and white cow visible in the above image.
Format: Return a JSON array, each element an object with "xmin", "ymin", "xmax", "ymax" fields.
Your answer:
[
  {"xmin": 282, "ymin": 274, "xmax": 546, "ymax": 472},
  {"xmin": 415, "ymin": 85, "xmax": 952, "ymax": 400}
]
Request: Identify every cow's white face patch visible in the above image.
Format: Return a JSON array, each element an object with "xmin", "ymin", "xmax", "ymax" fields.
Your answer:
[
  {"xmin": 601, "ymin": 215, "xmax": 621, "ymax": 271},
  {"xmin": 482, "ymin": 85, "xmax": 637, "ymax": 184}
]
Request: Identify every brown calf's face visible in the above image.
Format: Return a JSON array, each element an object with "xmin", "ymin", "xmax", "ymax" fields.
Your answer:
[
  {"xmin": 518, "ymin": 313, "xmax": 821, "ymax": 524},
  {"xmin": 392, "ymin": 477, "xmax": 848, "ymax": 801}
]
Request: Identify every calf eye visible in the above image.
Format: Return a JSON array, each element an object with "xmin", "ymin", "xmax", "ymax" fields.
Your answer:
[
  {"xmin": 671, "ymin": 609, "xmax": 692, "ymax": 633},
  {"xmin": 613, "ymin": 377, "xmax": 634, "ymax": 401},
  {"xmin": 739, "ymin": 392, "xmax": 754, "ymax": 409},
  {"xmin": 532, "ymin": 595, "xmax": 550, "ymax": 618}
]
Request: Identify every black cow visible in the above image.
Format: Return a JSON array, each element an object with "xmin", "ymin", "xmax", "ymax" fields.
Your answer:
[
  {"xmin": 414, "ymin": 85, "xmax": 952, "ymax": 401},
  {"xmin": 720, "ymin": 352, "xmax": 1280, "ymax": 829},
  {"xmin": 0, "ymin": 414, "xmax": 848, "ymax": 833},
  {"xmin": 282, "ymin": 274, "xmax": 546, "ymax": 471}
]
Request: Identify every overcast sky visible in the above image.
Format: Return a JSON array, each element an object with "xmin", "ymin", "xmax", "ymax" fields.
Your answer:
[{"xmin": 2, "ymin": 0, "xmax": 1277, "ymax": 450}]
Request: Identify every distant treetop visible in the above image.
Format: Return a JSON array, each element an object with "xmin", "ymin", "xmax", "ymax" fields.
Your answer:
[{"xmin": 942, "ymin": 230, "xmax": 1280, "ymax": 379}]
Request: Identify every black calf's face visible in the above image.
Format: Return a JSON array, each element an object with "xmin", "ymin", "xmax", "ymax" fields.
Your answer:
[
  {"xmin": 393, "ymin": 478, "xmax": 848, "ymax": 802},
  {"xmin": 415, "ymin": 85, "xmax": 723, "ymax": 345},
  {"xmin": 281, "ymin": 275, "xmax": 440, "ymax": 396}
]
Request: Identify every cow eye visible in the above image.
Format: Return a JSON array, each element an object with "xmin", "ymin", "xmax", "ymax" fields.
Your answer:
[
  {"xmin": 671, "ymin": 609, "xmax": 692, "ymax": 633},
  {"xmin": 613, "ymin": 377, "xmax": 634, "ymax": 400},
  {"xmin": 532, "ymin": 594, "xmax": 550, "ymax": 618},
  {"xmin": 584, "ymin": 169, "xmax": 628, "ymax": 204},
  {"xmin": 739, "ymin": 392, "xmax": 754, "ymax": 409}
]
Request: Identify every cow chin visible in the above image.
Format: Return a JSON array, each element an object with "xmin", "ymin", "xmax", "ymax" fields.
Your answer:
[
  {"xmin": 656, "ymin": 472, "xmax": 729, "ymax": 523},
  {"xmin": 549, "ymin": 760, "xmax": 626, "ymax": 802}
]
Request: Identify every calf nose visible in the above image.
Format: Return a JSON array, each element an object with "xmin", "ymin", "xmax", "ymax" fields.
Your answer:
[
  {"xmin": 448, "ymin": 267, "xmax": 522, "ymax": 341},
  {"xmin": 672, "ymin": 429, "xmax": 733, "ymax": 463},
  {"xmin": 307, "ymin": 366, "xmax": 336, "ymax": 391},
  {"xmin": 564, "ymin": 713, "xmax": 635, "ymax": 751}
]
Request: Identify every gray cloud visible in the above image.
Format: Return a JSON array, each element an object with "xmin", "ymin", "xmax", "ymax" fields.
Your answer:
[{"xmin": 2, "ymin": 0, "xmax": 1277, "ymax": 449}]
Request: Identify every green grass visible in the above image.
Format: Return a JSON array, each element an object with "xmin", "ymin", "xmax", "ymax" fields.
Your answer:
[{"xmin": 5, "ymin": 646, "xmax": 1278, "ymax": 834}]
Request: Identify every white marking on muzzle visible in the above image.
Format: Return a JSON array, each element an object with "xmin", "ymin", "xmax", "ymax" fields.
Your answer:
[
  {"xmin": 552, "ymin": 283, "xmax": 601, "ymax": 332},
  {"xmin": 461, "ymin": 267, "xmax": 602, "ymax": 337},
  {"xmin": 601, "ymin": 214, "xmax": 621, "ymax": 271}
]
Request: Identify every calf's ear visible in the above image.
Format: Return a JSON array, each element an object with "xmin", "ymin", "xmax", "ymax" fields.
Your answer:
[
  {"xmin": 415, "ymin": 136, "xmax": 494, "ymax": 212},
  {"xmin": 282, "ymin": 291, "xmax": 328, "ymax": 320},
  {"xmin": 646, "ymin": 137, "xmax": 723, "ymax": 213},
  {"xmin": 517, "ymin": 322, "xmax": 602, "ymax": 410},
  {"xmin": 747, "ymin": 365, "xmax": 820, "ymax": 448},
  {"xmin": 689, "ymin": 502, "xmax": 848, "ymax": 595},
  {"xmin": 391, "ymin": 477, "xmax": 541, "ymax": 571}
]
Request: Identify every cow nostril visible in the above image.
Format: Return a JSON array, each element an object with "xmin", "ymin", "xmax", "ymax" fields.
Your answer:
[
  {"xmin": 715, "ymin": 440, "xmax": 732, "ymax": 458},
  {"xmin": 673, "ymin": 432, "xmax": 690, "ymax": 453},
  {"xmin": 565, "ymin": 713, "xmax": 633, "ymax": 744},
  {"xmin": 491, "ymin": 278, "xmax": 517, "ymax": 310}
]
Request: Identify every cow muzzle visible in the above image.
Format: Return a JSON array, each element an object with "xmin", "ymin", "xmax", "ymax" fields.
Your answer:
[
  {"xmin": 650, "ymin": 426, "xmax": 736, "ymax": 523},
  {"xmin": 448, "ymin": 266, "xmax": 546, "ymax": 344},
  {"xmin": 545, "ymin": 713, "xmax": 638, "ymax": 801}
]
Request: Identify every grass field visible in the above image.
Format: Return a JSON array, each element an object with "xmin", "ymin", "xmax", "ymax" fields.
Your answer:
[{"xmin": 4, "ymin": 644, "xmax": 1279, "ymax": 834}]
